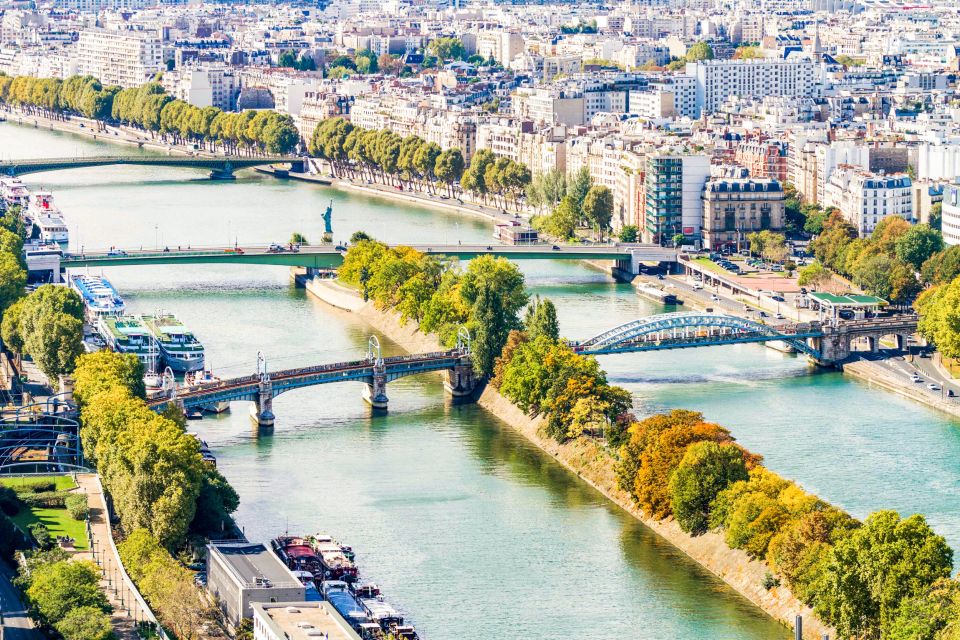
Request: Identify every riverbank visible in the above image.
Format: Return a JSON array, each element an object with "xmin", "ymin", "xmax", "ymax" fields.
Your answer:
[
  {"xmin": 304, "ymin": 276, "xmax": 832, "ymax": 639},
  {"xmin": 843, "ymin": 359, "xmax": 960, "ymax": 420}
]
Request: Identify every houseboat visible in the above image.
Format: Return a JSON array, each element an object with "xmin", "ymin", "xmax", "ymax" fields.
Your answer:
[
  {"xmin": 70, "ymin": 274, "xmax": 125, "ymax": 323},
  {"xmin": 0, "ymin": 177, "xmax": 30, "ymax": 209},
  {"xmin": 635, "ymin": 282, "xmax": 679, "ymax": 305},
  {"xmin": 97, "ymin": 315, "xmax": 156, "ymax": 365},
  {"xmin": 142, "ymin": 313, "xmax": 205, "ymax": 372},
  {"xmin": 309, "ymin": 534, "xmax": 359, "ymax": 582},
  {"xmin": 187, "ymin": 369, "xmax": 230, "ymax": 414},
  {"xmin": 26, "ymin": 191, "xmax": 69, "ymax": 248}
]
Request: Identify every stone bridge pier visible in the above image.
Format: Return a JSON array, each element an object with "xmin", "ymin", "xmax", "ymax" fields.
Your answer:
[
  {"xmin": 443, "ymin": 358, "xmax": 477, "ymax": 398},
  {"xmin": 249, "ymin": 376, "xmax": 275, "ymax": 428},
  {"xmin": 362, "ymin": 363, "xmax": 390, "ymax": 410},
  {"xmin": 810, "ymin": 320, "xmax": 916, "ymax": 366}
]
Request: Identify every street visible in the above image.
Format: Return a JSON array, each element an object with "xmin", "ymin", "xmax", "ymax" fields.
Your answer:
[{"xmin": 0, "ymin": 562, "xmax": 39, "ymax": 640}]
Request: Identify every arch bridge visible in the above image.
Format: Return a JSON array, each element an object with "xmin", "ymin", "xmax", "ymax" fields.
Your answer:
[
  {"xmin": 0, "ymin": 155, "xmax": 304, "ymax": 179},
  {"xmin": 150, "ymin": 332, "xmax": 476, "ymax": 428},
  {"xmin": 574, "ymin": 312, "xmax": 919, "ymax": 365}
]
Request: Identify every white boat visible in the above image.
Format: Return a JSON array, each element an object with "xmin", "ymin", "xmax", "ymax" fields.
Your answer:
[
  {"xmin": 142, "ymin": 313, "xmax": 205, "ymax": 373},
  {"xmin": 70, "ymin": 274, "xmax": 125, "ymax": 323},
  {"xmin": 27, "ymin": 191, "xmax": 69, "ymax": 248},
  {"xmin": 189, "ymin": 369, "xmax": 230, "ymax": 414},
  {"xmin": 0, "ymin": 176, "xmax": 30, "ymax": 209}
]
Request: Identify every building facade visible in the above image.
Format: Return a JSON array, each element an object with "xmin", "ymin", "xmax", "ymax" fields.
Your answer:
[
  {"xmin": 824, "ymin": 166, "xmax": 913, "ymax": 236},
  {"xmin": 77, "ymin": 28, "xmax": 162, "ymax": 88},
  {"xmin": 701, "ymin": 177, "xmax": 785, "ymax": 250},
  {"xmin": 942, "ymin": 184, "xmax": 960, "ymax": 247},
  {"xmin": 687, "ymin": 59, "xmax": 824, "ymax": 117}
]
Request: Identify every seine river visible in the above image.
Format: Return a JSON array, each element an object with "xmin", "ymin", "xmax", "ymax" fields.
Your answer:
[{"xmin": 4, "ymin": 121, "xmax": 959, "ymax": 640}]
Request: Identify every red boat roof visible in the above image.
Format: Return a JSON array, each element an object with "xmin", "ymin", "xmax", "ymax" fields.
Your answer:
[{"xmin": 285, "ymin": 545, "xmax": 318, "ymax": 558}]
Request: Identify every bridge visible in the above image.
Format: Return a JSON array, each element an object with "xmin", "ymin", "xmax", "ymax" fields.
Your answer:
[
  {"xmin": 150, "ymin": 335, "xmax": 476, "ymax": 427},
  {"xmin": 0, "ymin": 155, "xmax": 305, "ymax": 179},
  {"xmin": 574, "ymin": 311, "xmax": 919, "ymax": 365},
  {"xmin": 58, "ymin": 242, "xmax": 677, "ymax": 271}
]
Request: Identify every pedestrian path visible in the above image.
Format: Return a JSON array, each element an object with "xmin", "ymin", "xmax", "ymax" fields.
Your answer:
[{"xmin": 75, "ymin": 473, "xmax": 165, "ymax": 640}]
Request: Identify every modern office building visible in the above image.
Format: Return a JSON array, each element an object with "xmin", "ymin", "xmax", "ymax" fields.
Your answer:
[
  {"xmin": 642, "ymin": 153, "xmax": 711, "ymax": 245},
  {"xmin": 942, "ymin": 184, "xmax": 960, "ymax": 247}
]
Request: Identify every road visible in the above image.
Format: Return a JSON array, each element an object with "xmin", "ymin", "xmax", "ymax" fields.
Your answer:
[
  {"xmin": 861, "ymin": 349, "xmax": 960, "ymax": 403},
  {"xmin": 0, "ymin": 562, "xmax": 39, "ymax": 640}
]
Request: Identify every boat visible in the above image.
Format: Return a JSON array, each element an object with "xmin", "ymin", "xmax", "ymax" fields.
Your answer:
[
  {"xmin": 70, "ymin": 274, "xmax": 125, "ymax": 323},
  {"xmin": 142, "ymin": 313, "xmax": 205, "ymax": 373},
  {"xmin": 635, "ymin": 282, "xmax": 679, "ymax": 305},
  {"xmin": 188, "ymin": 369, "xmax": 230, "ymax": 414},
  {"xmin": 309, "ymin": 533, "xmax": 359, "ymax": 582},
  {"xmin": 0, "ymin": 176, "xmax": 30, "ymax": 209},
  {"xmin": 187, "ymin": 432, "xmax": 216, "ymax": 465},
  {"xmin": 320, "ymin": 581, "xmax": 370, "ymax": 630},
  {"xmin": 271, "ymin": 536, "xmax": 325, "ymax": 578},
  {"xmin": 97, "ymin": 315, "xmax": 156, "ymax": 365},
  {"xmin": 26, "ymin": 191, "xmax": 68, "ymax": 248}
]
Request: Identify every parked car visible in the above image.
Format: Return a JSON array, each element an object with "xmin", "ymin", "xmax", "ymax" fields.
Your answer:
[
  {"xmin": 771, "ymin": 295, "xmax": 786, "ymax": 302},
  {"xmin": 775, "ymin": 312, "xmax": 785, "ymax": 320}
]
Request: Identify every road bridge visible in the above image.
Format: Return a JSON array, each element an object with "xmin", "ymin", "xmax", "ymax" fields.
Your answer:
[
  {"xmin": 0, "ymin": 155, "xmax": 305, "ymax": 179},
  {"xmin": 59, "ymin": 242, "xmax": 677, "ymax": 271},
  {"xmin": 575, "ymin": 312, "xmax": 918, "ymax": 365},
  {"xmin": 150, "ymin": 335, "xmax": 476, "ymax": 427}
]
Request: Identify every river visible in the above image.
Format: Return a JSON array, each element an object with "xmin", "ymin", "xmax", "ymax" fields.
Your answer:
[{"xmin": 3, "ymin": 121, "xmax": 959, "ymax": 640}]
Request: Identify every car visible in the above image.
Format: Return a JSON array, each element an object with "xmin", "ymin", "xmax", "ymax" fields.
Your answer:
[
  {"xmin": 711, "ymin": 294, "xmax": 720, "ymax": 301},
  {"xmin": 928, "ymin": 383, "xmax": 941, "ymax": 391},
  {"xmin": 912, "ymin": 375, "xmax": 922, "ymax": 383},
  {"xmin": 268, "ymin": 243, "xmax": 285, "ymax": 253},
  {"xmin": 838, "ymin": 310, "xmax": 855, "ymax": 320},
  {"xmin": 657, "ymin": 274, "xmax": 665, "ymax": 280},
  {"xmin": 775, "ymin": 312, "xmax": 785, "ymax": 320},
  {"xmin": 552, "ymin": 245, "xmax": 560, "ymax": 250},
  {"xmin": 692, "ymin": 283, "xmax": 704, "ymax": 290},
  {"xmin": 800, "ymin": 288, "xmax": 808, "ymax": 295},
  {"xmin": 107, "ymin": 249, "xmax": 127, "ymax": 257},
  {"xmin": 335, "ymin": 244, "xmax": 347, "ymax": 251},
  {"xmin": 771, "ymin": 295, "xmax": 786, "ymax": 302},
  {"xmin": 759, "ymin": 311, "xmax": 769, "ymax": 318}
]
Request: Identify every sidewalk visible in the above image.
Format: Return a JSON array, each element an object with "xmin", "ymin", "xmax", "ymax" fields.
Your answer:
[{"xmin": 75, "ymin": 474, "xmax": 158, "ymax": 640}]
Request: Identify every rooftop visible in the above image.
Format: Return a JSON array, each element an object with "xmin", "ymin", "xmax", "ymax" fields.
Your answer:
[
  {"xmin": 252, "ymin": 602, "xmax": 361, "ymax": 640},
  {"xmin": 209, "ymin": 542, "xmax": 301, "ymax": 588},
  {"xmin": 809, "ymin": 292, "xmax": 888, "ymax": 307}
]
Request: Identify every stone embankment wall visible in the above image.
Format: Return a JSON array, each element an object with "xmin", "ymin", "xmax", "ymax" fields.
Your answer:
[{"xmin": 305, "ymin": 276, "xmax": 834, "ymax": 639}]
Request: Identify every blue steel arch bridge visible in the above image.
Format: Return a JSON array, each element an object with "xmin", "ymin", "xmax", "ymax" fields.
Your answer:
[{"xmin": 574, "ymin": 311, "xmax": 825, "ymax": 358}]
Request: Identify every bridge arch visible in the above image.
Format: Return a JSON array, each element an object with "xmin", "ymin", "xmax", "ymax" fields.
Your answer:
[{"xmin": 576, "ymin": 312, "xmax": 823, "ymax": 358}]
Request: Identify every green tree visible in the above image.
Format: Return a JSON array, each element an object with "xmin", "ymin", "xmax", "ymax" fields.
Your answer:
[
  {"xmin": 582, "ymin": 185, "xmax": 613, "ymax": 240},
  {"xmin": 0, "ymin": 253, "xmax": 26, "ymax": 314},
  {"xmin": 568, "ymin": 167, "xmax": 592, "ymax": 212},
  {"xmin": 686, "ymin": 41, "xmax": 715, "ymax": 62},
  {"xmin": 921, "ymin": 246, "xmax": 960, "ymax": 285},
  {"xmin": 929, "ymin": 202, "xmax": 942, "ymax": 231},
  {"xmin": 427, "ymin": 37, "xmax": 466, "ymax": 61},
  {"xmin": 669, "ymin": 441, "xmax": 749, "ymax": 535},
  {"xmin": 915, "ymin": 277, "xmax": 960, "ymax": 358},
  {"xmin": 355, "ymin": 50, "xmax": 378, "ymax": 74},
  {"xmin": 524, "ymin": 296, "xmax": 559, "ymax": 342},
  {"xmin": 885, "ymin": 578, "xmax": 960, "ymax": 640},
  {"xmin": 797, "ymin": 262, "xmax": 832, "ymax": 290},
  {"xmin": 190, "ymin": 468, "xmax": 240, "ymax": 537},
  {"xmin": 618, "ymin": 225, "xmax": 639, "ymax": 242},
  {"xmin": 895, "ymin": 224, "xmax": 944, "ymax": 270},
  {"xmin": 24, "ymin": 311, "xmax": 83, "ymax": 382},
  {"xmin": 290, "ymin": 232, "xmax": 309, "ymax": 245},
  {"xmin": 535, "ymin": 195, "xmax": 579, "ymax": 239},
  {"xmin": 815, "ymin": 511, "xmax": 953, "ymax": 639},
  {"xmin": 1, "ymin": 297, "xmax": 25, "ymax": 358},
  {"xmin": 25, "ymin": 560, "xmax": 110, "ymax": 624},
  {"xmin": 54, "ymin": 606, "xmax": 114, "ymax": 640}
]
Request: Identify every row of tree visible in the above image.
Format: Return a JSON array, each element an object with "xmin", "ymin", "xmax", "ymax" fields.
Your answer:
[
  {"xmin": 916, "ymin": 274, "xmax": 960, "ymax": 360},
  {"xmin": 530, "ymin": 167, "xmax": 613, "ymax": 240},
  {"xmin": 309, "ymin": 117, "xmax": 467, "ymax": 197},
  {"xmin": 119, "ymin": 529, "xmax": 215, "ymax": 640},
  {"xmin": 339, "ymin": 237, "xmax": 529, "ymax": 377},
  {"xmin": 2, "ymin": 285, "xmax": 85, "ymax": 383},
  {"xmin": 17, "ymin": 550, "xmax": 113, "ymax": 640},
  {"xmin": 492, "ymin": 298, "xmax": 633, "ymax": 443},
  {"xmin": 803, "ymin": 213, "xmax": 944, "ymax": 304},
  {"xmin": 0, "ymin": 206, "xmax": 27, "ymax": 331},
  {"xmin": 73, "ymin": 350, "xmax": 238, "ymax": 549},
  {"xmin": 615, "ymin": 409, "xmax": 957, "ymax": 640},
  {"xmin": 0, "ymin": 73, "xmax": 300, "ymax": 154}
]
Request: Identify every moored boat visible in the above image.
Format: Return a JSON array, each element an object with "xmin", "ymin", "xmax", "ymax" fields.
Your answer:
[
  {"xmin": 188, "ymin": 369, "xmax": 230, "ymax": 413},
  {"xmin": 70, "ymin": 274, "xmax": 125, "ymax": 323},
  {"xmin": 271, "ymin": 536, "xmax": 325, "ymax": 578},
  {"xmin": 142, "ymin": 313, "xmax": 205, "ymax": 372},
  {"xmin": 26, "ymin": 191, "xmax": 68, "ymax": 248},
  {"xmin": 97, "ymin": 315, "xmax": 156, "ymax": 365},
  {"xmin": 0, "ymin": 176, "xmax": 30, "ymax": 209},
  {"xmin": 320, "ymin": 581, "xmax": 370, "ymax": 630},
  {"xmin": 309, "ymin": 533, "xmax": 358, "ymax": 582}
]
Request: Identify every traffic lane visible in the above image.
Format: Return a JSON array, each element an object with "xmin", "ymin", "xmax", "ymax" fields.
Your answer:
[
  {"xmin": 868, "ymin": 351, "xmax": 959, "ymax": 399},
  {"xmin": 0, "ymin": 562, "xmax": 40, "ymax": 640}
]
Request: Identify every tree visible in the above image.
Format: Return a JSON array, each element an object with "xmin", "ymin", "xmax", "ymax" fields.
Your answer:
[
  {"xmin": 686, "ymin": 41, "xmax": 714, "ymax": 62},
  {"xmin": 669, "ymin": 442, "xmax": 749, "ymax": 535},
  {"xmin": 24, "ymin": 311, "xmax": 83, "ymax": 382},
  {"xmin": 460, "ymin": 256, "xmax": 528, "ymax": 377},
  {"xmin": 524, "ymin": 296, "xmax": 559, "ymax": 342},
  {"xmin": 885, "ymin": 578, "xmax": 960, "ymax": 640},
  {"xmin": 915, "ymin": 277, "xmax": 960, "ymax": 358},
  {"xmin": 582, "ymin": 185, "xmax": 613, "ymax": 240},
  {"xmin": 568, "ymin": 167, "xmax": 592, "ymax": 212},
  {"xmin": 921, "ymin": 246, "xmax": 960, "ymax": 285},
  {"xmin": 354, "ymin": 50, "xmax": 378, "ymax": 74},
  {"xmin": 26, "ymin": 560, "xmax": 110, "ymax": 624},
  {"xmin": 290, "ymin": 232, "xmax": 309, "ymax": 245},
  {"xmin": 434, "ymin": 148, "xmax": 465, "ymax": 197},
  {"xmin": 815, "ymin": 511, "xmax": 953, "ymax": 639},
  {"xmin": 427, "ymin": 37, "xmax": 466, "ymax": 61},
  {"xmin": 536, "ymin": 195, "xmax": 579, "ymax": 240},
  {"xmin": 1, "ymin": 298, "xmax": 25, "ymax": 359},
  {"xmin": 349, "ymin": 230, "xmax": 372, "ymax": 243},
  {"xmin": 54, "ymin": 606, "xmax": 114, "ymax": 640},
  {"xmin": 618, "ymin": 225, "xmax": 639, "ymax": 243},
  {"xmin": 797, "ymin": 262, "xmax": 832, "ymax": 290},
  {"xmin": 895, "ymin": 224, "xmax": 944, "ymax": 271},
  {"xmin": 929, "ymin": 202, "xmax": 943, "ymax": 231},
  {"xmin": 0, "ymin": 253, "xmax": 25, "ymax": 314}
]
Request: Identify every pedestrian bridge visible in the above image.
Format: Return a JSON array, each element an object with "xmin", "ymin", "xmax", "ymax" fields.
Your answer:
[
  {"xmin": 150, "ymin": 335, "xmax": 476, "ymax": 427},
  {"xmin": 59, "ymin": 242, "xmax": 678, "ymax": 270},
  {"xmin": 0, "ymin": 155, "xmax": 304, "ymax": 179},
  {"xmin": 574, "ymin": 312, "xmax": 919, "ymax": 365}
]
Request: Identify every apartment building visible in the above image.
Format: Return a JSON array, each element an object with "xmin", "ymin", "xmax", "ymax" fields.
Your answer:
[
  {"xmin": 641, "ymin": 153, "xmax": 711, "ymax": 245},
  {"xmin": 943, "ymin": 184, "xmax": 960, "ymax": 247},
  {"xmin": 476, "ymin": 29, "xmax": 524, "ymax": 65},
  {"xmin": 161, "ymin": 66, "xmax": 237, "ymax": 110},
  {"xmin": 733, "ymin": 140, "xmax": 788, "ymax": 182},
  {"xmin": 701, "ymin": 177, "xmax": 785, "ymax": 250},
  {"xmin": 77, "ymin": 28, "xmax": 162, "ymax": 88},
  {"xmin": 687, "ymin": 58, "xmax": 825, "ymax": 117},
  {"xmin": 824, "ymin": 166, "xmax": 913, "ymax": 236}
]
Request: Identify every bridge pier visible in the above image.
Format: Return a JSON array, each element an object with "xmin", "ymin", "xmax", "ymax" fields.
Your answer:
[
  {"xmin": 362, "ymin": 365, "xmax": 389, "ymax": 410},
  {"xmin": 209, "ymin": 169, "xmax": 237, "ymax": 180},
  {"xmin": 443, "ymin": 360, "xmax": 477, "ymax": 399},
  {"xmin": 249, "ymin": 378, "xmax": 275, "ymax": 428}
]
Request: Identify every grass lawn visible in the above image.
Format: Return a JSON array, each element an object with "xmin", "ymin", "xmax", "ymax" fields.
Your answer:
[{"xmin": 2, "ymin": 475, "xmax": 88, "ymax": 550}]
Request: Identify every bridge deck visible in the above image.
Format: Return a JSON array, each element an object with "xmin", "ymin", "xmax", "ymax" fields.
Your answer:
[{"xmin": 0, "ymin": 155, "xmax": 302, "ymax": 176}]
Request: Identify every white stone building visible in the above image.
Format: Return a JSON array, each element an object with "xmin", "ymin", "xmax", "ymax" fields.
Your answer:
[
  {"xmin": 824, "ymin": 166, "xmax": 913, "ymax": 236},
  {"xmin": 77, "ymin": 28, "xmax": 162, "ymax": 88}
]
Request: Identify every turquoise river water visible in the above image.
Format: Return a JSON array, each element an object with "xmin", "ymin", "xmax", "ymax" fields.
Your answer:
[{"xmin": 2, "ymin": 121, "xmax": 959, "ymax": 640}]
